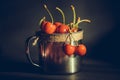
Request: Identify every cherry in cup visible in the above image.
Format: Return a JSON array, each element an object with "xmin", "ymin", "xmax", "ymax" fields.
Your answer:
[
  {"xmin": 41, "ymin": 5, "xmax": 57, "ymax": 34},
  {"xmin": 54, "ymin": 22, "xmax": 62, "ymax": 28},
  {"xmin": 43, "ymin": 22, "xmax": 56, "ymax": 34},
  {"xmin": 41, "ymin": 20, "xmax": 47, "ymax": 30},
  {"xmin": 56, "ymin": 24, "xmax": 69, "ymax": 33},
  {"xmin": 54, "ymin": 22, "xmax": 62, "ymax": 33}
]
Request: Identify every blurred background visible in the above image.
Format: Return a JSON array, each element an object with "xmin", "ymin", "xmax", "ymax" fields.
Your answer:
[{"xmin": 0, "ymin": 0, "xmax": 120, "ymax": 67}]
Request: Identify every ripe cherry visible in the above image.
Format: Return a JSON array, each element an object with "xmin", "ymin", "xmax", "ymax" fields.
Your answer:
[
  {"xmin": 76, "ymin": 44, "xmax": 87, "ymax": 56},
  {"xmin": 54, "ymin": 22, "xmax": 62, "ymax": 28},
  {"xmin": 57, "ymin": 24, "xmax": 69, "ymax": 33},
  {"xmin": 41, "ymin": 21, "xmax": 48, "ymax": 30},
  {"xmin": 64, "ymin": 44, "xmax": 76, "ymax": 56},
  {"xmin": 44, "ymin": 22, "xmax": 56, "ymax": 34},
  {"xmin": 54, "ymin": 22, "xmax": 62, "ymax": 33},
  {"xmin": 71, "ymin": 28, "xmax": 78, "ymax": 32}
]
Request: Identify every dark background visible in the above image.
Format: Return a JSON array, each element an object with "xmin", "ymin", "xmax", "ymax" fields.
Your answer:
[{"xmin": 0, "ymin": 0, "xmax": 120, "ymax": 67}]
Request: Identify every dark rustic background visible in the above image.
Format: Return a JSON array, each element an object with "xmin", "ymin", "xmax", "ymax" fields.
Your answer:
[{"xmin": 0, "ymin": 0, "xmax": 120, "ymax": 67}]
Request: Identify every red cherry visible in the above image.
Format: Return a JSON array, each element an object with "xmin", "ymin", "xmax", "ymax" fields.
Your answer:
[
  {"xmin": 44, "ymin": 22, "xmax": 56, "ymax": 34},
  {"xmin": 57, "ymin": 24, "xmax": 69, "ymax": 33},
  {"xmin": 54, "ymin": 22, "xmax": 62, "ymax": 27},
  {"xmin": 64, "ymin": 44, "xmax": 76, "ymax": 56},
  {"xmin": 71, "ymin": 28, "xmax": 78, "ymax": 32},
  {"xmin": 41, "ymin": 21, "xmax": 48, "ymax": 30},
  {"xmin": 54, "ymin": 22, "xmax": 62, "ymax": 33},
  {"xmin": 76, "ymin": 44, "xmax": 87, "ymax": 56}
]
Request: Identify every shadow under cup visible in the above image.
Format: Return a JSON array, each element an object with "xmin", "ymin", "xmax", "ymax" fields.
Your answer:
[{"xmin": 26, "ymin": 30, "xmax": 84, "ymax": 74}]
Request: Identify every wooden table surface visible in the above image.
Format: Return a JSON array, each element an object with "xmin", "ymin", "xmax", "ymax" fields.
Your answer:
[{"xmin": 0, "ymin": 58, "xmax": 120, "ymax": 80}]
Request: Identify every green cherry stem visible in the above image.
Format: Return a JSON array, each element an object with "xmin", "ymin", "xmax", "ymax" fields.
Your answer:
[
  {"xmin": 75, "ymin": 17, "xmax": 91, "ymax": 27},
  {"xmin": 75, "ymin": 17, "xmax": 80, "ymax": 28},
  {"xmin": 38, "ymin": 16, "xmax": 46, "ymax": 26},
  {"xmin": 77, "ymin": 19, "xmax": 91, "ymax": 24},
  {"xmin": 56, "ymin": 7, "xmax": 65, "ymax": 24},
  {"xmin": 44, "ymin": 5, "xmax": 54, "ymax": 23},
  {"xmin": 71, "ymin": 5, "xmax": 76, "ymax": 25}
]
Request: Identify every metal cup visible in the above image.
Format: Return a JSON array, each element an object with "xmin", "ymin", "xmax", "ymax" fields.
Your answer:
[{"xmin": 25, "ymin": 30, "xmax": 83, "ymax": 74}]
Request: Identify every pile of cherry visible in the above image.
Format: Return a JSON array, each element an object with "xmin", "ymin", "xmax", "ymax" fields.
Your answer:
[
  {"xmin": 39, "ymin": 5, "xmax": 91, "ymax": 56},
  {"xmin": 41, "ymin": 21, "xmax": 69, "ymax": 34}
]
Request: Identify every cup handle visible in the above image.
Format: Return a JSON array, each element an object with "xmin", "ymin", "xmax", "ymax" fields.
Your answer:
[{"xmin": 25, "ymin": 35, "xmax": 40, "ymax": 67}]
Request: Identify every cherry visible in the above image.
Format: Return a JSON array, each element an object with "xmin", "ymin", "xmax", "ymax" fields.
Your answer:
[
  {"xmin": 42, "ymin": 5, "xmax": 57, "ymax": 34},
  {"xmin": 41, "ymin": 21, "xmax": 48, "ymax": 30},
  {"xmin": 44, "ymin": 22, "xmax": 56, "ymax": 34},
  {"xmin": 64, "ymin": 44, "xmax": 76, "ymax": 56},
  {"xmin": 57, "ymin": 24, "xmax": 69, "ymax": 33},
  {"xmin": 71, "ymin": 27, "xmax": 78, "ymax": 32},
  {"xmin": 76, "ymin": 44, "xmax": 87, "ymax": 56},
  {"xmin": 54, "ymin": 22, "xmax": 62, "ymax": 27},
  {"xmin": 54, "ymin": 22, "xmax": 62, "ymax": 33}
]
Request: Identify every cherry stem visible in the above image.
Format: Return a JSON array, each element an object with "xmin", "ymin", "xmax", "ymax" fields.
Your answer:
[
  {"xmin": 44, "ymin": 5, "xmax": 54, "ymax": 23},
  {"xmin": 56, "ymin": 7, "xmax": 65, "ymax": 24},
  {"xmin": 68, "ymin": 28, "xmax": 71, "ymax": 33},
  {"xmin": 68, "ymin": 28, "xmax": 77, "ymax": 45},
  {"xmin": 69, "ymin": 33, "xmax": 77, "ymax": 45},
  {"xmin": 71, "ymin": 5, "xmax": 76, "ymax": 25},
  {"xmin": 38, "ymin": 16, "xmax": 46, "ymax": 26},
  {"xmin": 77, "ymin": 19, "xmax": 91, "ymax": 25},
  {"xmin": 74, "ymin": 17, "xmax": 80, "ymax": 28},
  {"xmin": 65, "ymin": 33, "xmax": 72, "ymax": 45},
  {"xmin": 75, "ymin": 17, "xmax": 91, "ymax": 27},
  {"xmin": 69, "ymin": 33, "xmax": 73, "ymax": 45}
]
